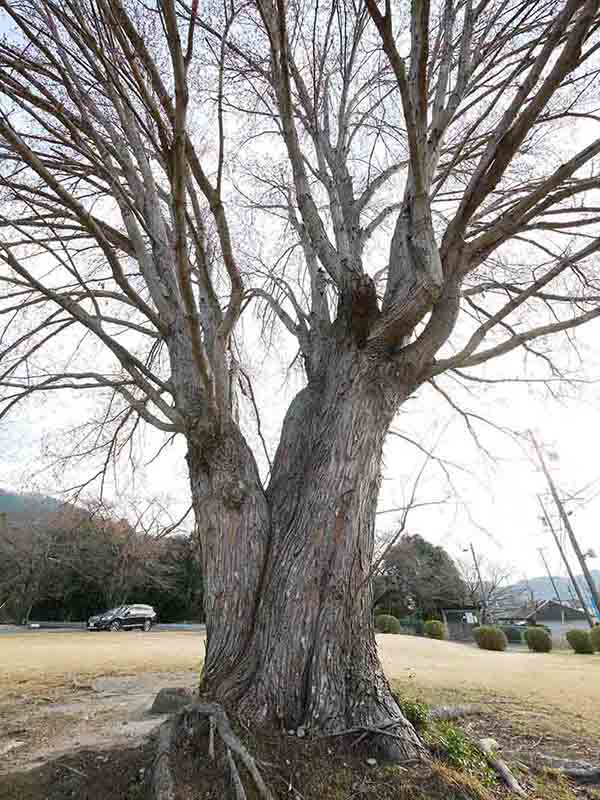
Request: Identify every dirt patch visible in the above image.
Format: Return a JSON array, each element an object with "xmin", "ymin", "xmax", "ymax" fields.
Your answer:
[
  {"xmin": 0, "ymin": 670, "xmax": 198, "ymax": 775},
  {"xmin": 0, "ymin": 745, "xmax": 149, "ymax": 800}
]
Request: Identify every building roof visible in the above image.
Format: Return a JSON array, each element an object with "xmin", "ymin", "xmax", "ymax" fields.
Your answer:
[{"xmin": 495, "ymin": 598, "xmax": 589, "ymax": 621}]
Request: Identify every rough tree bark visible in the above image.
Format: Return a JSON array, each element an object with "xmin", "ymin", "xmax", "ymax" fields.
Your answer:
[{"xmin": 192, "ymin": 328, "xmax": 423, "ymax": 759}]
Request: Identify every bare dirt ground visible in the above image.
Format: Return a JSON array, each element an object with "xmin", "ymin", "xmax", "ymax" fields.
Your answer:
[{"xmin": 1, "ymin": 632, "xmax": 599, "ymax": 798}]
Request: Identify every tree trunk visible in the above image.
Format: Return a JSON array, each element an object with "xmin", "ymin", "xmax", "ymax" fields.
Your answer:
[
  {"xmin": 189, "ymin": 347, "xmax": 423, "ymax": 761},
  {"xmin": 187, "ymin": 424, "xmax": 271, "ymax": 687}
]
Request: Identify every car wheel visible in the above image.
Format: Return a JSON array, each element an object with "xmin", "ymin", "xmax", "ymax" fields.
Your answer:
[
  {"xmin": 110, "ymin": 620, "xmax": 121, "ymax": 632},
  {"xmin": 143, "ymin": 619, "xmax": 151, "ymax": 632}
]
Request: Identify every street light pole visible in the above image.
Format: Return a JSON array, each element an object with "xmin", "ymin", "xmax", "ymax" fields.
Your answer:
[{"xmin": 468, "ymin": 543, "xmax": 487, "ymax": 624}]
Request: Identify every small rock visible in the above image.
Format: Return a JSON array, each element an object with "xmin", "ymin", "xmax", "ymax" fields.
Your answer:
[
  {"xmin": 296, "ymin": 727, "xmax": 306, "ymax": 738},
  {"xmin": 150, "ymin": 687, "xmax": 193, "ymax": 714},
  {"xmin": 0, "ymin": 740, "xmax": 25, "ymax": 757},
  {"xmin": 287, "ymin": 729, "xmax": 295, "ymax": 736},
  {"xmin": 366, "ymin": 758, "xmax": 377, "ymax": 767},
  {"xmin": 480, "ymin": 737, "xmax": 499, "ymax": 751}
]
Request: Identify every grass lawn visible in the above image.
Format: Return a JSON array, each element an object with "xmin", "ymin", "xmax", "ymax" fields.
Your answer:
[{"xmin": 379, "ymin": 634, "xmax": 600, "ymax": 741}]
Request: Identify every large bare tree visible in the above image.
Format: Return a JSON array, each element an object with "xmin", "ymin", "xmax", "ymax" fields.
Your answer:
[{"xmin": 2, "ymin": 0, "xmax": 600, "ymax": 764}]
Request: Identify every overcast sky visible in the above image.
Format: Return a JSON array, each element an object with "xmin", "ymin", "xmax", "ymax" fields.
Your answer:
[{"xmin": 3, "ymin": 314, "xmax": 600, "ymax": 586}]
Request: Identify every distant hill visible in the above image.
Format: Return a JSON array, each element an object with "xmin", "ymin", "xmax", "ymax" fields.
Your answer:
[
  {"xmin": 508, "ymin": 571, "xmax": 600, "ymax": 604},
  {"xmin": 0, "ymin": 488, "xmax": 61, "ymax": 518}
]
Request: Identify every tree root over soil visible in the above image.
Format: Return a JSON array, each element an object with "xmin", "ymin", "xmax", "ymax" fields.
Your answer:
[
  {"xmin": 429, "ymin": 704, "xmax": 484, "ymax": 721},
  {"xmin": 429, "ymin": 705, "xmax": 600, "ymax": 793},
  {"xmin": 147, "ymin": 702, "xmax": 275, "ymax": 800},
  {"xmin": 144, "ymin": 700, "xmax": 502, "ymax": 800},
  {"xmin": 146, "ymin": 698, "xmax": 600, "ymax": 799}
]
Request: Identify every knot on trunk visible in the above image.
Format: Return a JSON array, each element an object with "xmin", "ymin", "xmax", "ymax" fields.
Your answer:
[
  {"xmin": 338, "ymin": 273, "xmax": 380, "ymax": 349},
  {"xmin": 221, "ymin": 477, "xmax": 248, "ymax": 509}
]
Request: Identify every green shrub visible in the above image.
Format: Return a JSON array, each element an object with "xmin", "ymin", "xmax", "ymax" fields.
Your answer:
[
  {"xmin": 393, "ymin": 693, "xmax": 429, "ymax": 727},
  {"xmin": 591, "ymin": 625, "xmax": 600, "ymax": 653},
  {"xmin": 500, "ymin": 625, "xmax": 524, "ymax": 644},
  {"xmin": 424, "ymin": 619, "xmax": 447, "ymax": 640},
  {"xmin": 566, "ymin": 628, "xmax": 594, "ymax": 654},
  {"xmin": 375, "ymin": 613, "xmax": 401, "ymax": 634},
  {"xmin": 425, "ymin": 722, "xmax": 496, "ymax": 786},
  {"xmin": 473, "ymin": 625, "xmax": 507, "ymax": 651},
  {"xmin": 524, "ymin": 626, "xmax": 552, "ymax": 652}
]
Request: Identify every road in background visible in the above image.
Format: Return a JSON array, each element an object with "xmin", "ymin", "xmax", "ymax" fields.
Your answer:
[{"xmin": 0, "ymin": 623, "xmax": 205, "ymax": 634}]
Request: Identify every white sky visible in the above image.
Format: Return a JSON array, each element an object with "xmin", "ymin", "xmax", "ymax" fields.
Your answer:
[{"xmin": 2, "ymin": 315, "xmax": 600, "ymax": 585}]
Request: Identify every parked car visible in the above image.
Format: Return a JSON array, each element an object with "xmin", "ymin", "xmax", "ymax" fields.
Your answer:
[{"xmin": 87, "ymin": 604, "xmax": 157, "ymax": 632}]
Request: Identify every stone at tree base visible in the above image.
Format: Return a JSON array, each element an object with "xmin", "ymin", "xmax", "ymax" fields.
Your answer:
[{"xmin": 151, "ymin": 687, "xmax": 194, "ymax": 714}]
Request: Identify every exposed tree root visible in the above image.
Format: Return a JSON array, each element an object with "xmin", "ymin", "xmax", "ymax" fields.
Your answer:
[
  {"xmin": 146, "ymin": 702, "xmax": 275, "ymax": 800},
  {"xmin": 558, "ymin": 766, "xmax": 600, "ymax": 783},
  {"xmin": 429, "ymin": 705, "xmax": 484, "ymax": 721},
  {"xmin": 474, "ymin": 738, "xmax": 526, "ymax": 797},
  {"xmin": 533, "ymin": 756, "xmax": 600, "ymax": 784},
  {"xmin": 316, "ymin": 717, "xmax": 426, "ymax": 763}
]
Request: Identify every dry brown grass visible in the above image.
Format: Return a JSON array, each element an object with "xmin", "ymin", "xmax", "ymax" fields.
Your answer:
[
  {"xmin": 2, "ymin": 631, "xmax": 600, "ymax": 739},
  {"xmin": 378, "ymin": 634, "xmax": 600, "ymax": 741},
  {"xmin": 0, "ymin": 631, "xmax": 201, "ymax": 697},
  {"xmin": 1, "ymin": 631, "xmax": 598, "ymax": 799}
]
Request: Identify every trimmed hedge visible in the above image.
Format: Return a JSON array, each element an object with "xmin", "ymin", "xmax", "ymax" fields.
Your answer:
[
  {"xmin": 375, "ymin": 614, "xmax": 401, "ymax": 634},
  {"xmin": 424, "ymin": 620, "xmax": 447, "ymax": 640},
  {"xmin": 591, "ymin": 625, "xmax": 600, "ymax": 653},
  {"xmin": 524, "ymin": 626, "xmax": 552, "ymax": 653},
  {"xmin": 566, "ymin": 629, "xmax": 594, "ymax": 654},
  {"xmin": 473, "ymin": 625, "xmax": 508, "ymax": 652},
  {"xmin": 500, "ymin": 625, "xmax": 524, "ymax": 644}
]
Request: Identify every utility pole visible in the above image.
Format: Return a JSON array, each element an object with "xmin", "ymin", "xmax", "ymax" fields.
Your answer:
[
  {"xmin": 531, "ymin": 433, "xmax": 600, "ymax": 623},
  {"xmin": 537, "ymin": 547, "xmax": 561, "ymax": 603},
  {"xmin": 468, "ymin": 543, "xmax": 487, "ymax": 624},
  {"xmin": 537, "ymin": 495, "xmax": 594, "ymax": 627}
]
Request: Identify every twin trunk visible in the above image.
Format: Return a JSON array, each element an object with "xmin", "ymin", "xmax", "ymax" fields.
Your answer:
[{"xmin": 187, "ymin": 350, "xmax": 421, "ymax": 760}]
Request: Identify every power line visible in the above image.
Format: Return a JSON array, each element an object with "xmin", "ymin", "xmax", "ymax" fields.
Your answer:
[
  {"xmin": 531, "ymin": 432, "xmax": 600, "ymax": 626},
  {"xmin": 537, "ymin": 495, "xmax": 592, "ymax": 625}
]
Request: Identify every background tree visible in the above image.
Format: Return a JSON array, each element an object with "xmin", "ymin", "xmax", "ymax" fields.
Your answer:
[
  {"xmin": 2, "ymin": 0, "xmax": 600, "ymax": 765},
  {"xmin": 458, "ymin": 555, "xmax": 516, "ymax": 620},
  {"xmin": 374, "ymin": 533, "xmax": 467, "ymax": 619},
  {"xmin": 0, "ymin": 497, "xmax": 203, "ymax": 622}
]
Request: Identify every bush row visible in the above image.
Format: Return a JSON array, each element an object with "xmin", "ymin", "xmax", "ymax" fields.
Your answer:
[
  {"xmin": 375, "ymin": 613, "xmax": 600, "ymax": 655},
  {"xmin": 374, "ymin": 614, "xmax": 401, "ymax": 634},
  {"xmin": 473, "ymin": 624, "xmax": 600, "ymax": 654},
  {"xmin": 374, "ymin": 614, "xmax": 448, "ymax": 639}
]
